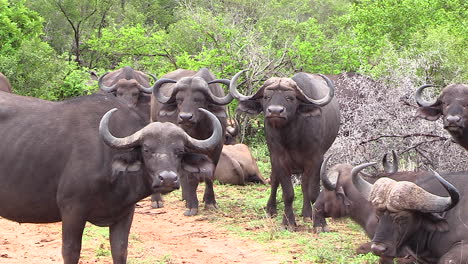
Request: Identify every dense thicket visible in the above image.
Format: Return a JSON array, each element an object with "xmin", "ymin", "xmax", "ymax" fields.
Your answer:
[{"xmin": 1, "ymin": 0, "xmax": 467, "ymax": 169}]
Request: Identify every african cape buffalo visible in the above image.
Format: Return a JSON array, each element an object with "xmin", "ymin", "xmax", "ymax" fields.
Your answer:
[
  {"xmin": 230, "ymin": 70, "xmax": 340, "ymax": 229},
  {"xmin": 314, "ymin": 152, "xmax": 420, "ymax": 264},
  {"xmin": 0, "ymin": 92, "xmax": 221, "ymax": 264},
  {"xmin": 215, "ymin": 144, "xmax": 267, "ymax": 185},
  {"xmin": 150, "ymin": 68, "xmax": 233, "ymax": 215},
  {"xmin": 353, "ymin": 162, "xmax": 466, "ymax": 263},
  {"xmin": 98, "ymin": 66, "xmax": 155, "ymax": 122},
  {"xmin": 416, "ymin": 83, "xmax": 468, "ymax": 151},
  {"xmin": 0, "ymin": 72, "xmax": 12, "ymax": 93}
]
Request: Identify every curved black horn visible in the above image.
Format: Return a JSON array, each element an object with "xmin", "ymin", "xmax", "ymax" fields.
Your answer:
[
  {"xmin": 382, "ymin": 150, "xmax": 399, "ymax": 173},
  {"xmin": 137, "ymin": 73, "xmax": 158, "ymax": 94},
  {"xmin": 205, "ymin": 79, "xmax": 234, "ymax": 105},
  {"xmin": 229, "ymin": 69, "xmax": 253, "ymax": 101},
  {"xmin": 98, "ymin": 72, "xmax": 118, "ymax": 92},
  {"xmin": 99, "ymin": 108, "xmax": 143, "ymax": 149},
  {"xmin": 185, "ymin": 108, "xmax": 222, "ymax": 151},
  {"xmin": 351, "ymin": 162, "xmax": 377, "ymax": 201},
  {"xmin": 415, "ymin": 84, "xmax": 438, "ymax": 107},
  {"xmin": 320, "ymin": 155, "xmax": 336, "ymax": 191},
  {"xmin": 152, "ymin": 78, "xmax": 178, "ymax": 104},
  {"xmin": 428, "ymin": 169, "xmax": 460, "ymax": 212},
  {"xmin": 295, "ymin": 74, "xmax": 335, "ymax": 106}
]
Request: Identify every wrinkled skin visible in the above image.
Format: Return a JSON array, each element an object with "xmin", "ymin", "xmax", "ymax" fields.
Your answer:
[
  {"xmin": 150, "ymin": 68, "xmax": 228, "ymax": 215},
  {"xmin": 0, "ymin": 92, "xmax": 218, "ymax": 264},
  {"xmin": 235, "ymin": 73, "xmax": 340, "ymax": 230},
  {"xmin": 355, "ymin": 171, "xmax": 468, "ymax": 263},
  {"xmin": 313, "ymin": 163, "xmax": 427, "ymax": 263},
  {"xmin": 214, "ymin": 144, "xmax": 267, "ymax": 185},
  {"xmin": 416, "ymin": 84, "xmax": 468, "ymax": 151},
  {"xmin": 0, "ymin": 72, "xmax": 12, "ymax": 93},
  {"xmin": 100, "ymin": 66, "xmax": 153, "ymax": 122}
]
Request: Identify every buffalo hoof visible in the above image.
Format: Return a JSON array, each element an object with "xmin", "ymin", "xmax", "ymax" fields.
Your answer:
[
  {"xmin": 184, "ymin": 208, "xmax": 198, "ymax": 216},
  {"xmin": 303, "ymin": 217, "xmax": 313, "ymax": 223},
  {"xmin": 151, "ymin": 201, "xmax": 164, "ymax": 209},
  {"xmin": 313, "ymin": 225, "xmax": 330, "ymax": 233},
  {"xmin": 283, "ymin": 224, "xmax": 296, "ymax": 232},
  {"xmin": 205, "ymin": 203, "xmax": 218, "ymax": 210}
]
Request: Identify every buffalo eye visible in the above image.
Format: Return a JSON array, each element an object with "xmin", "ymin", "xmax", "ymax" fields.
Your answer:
[
  {"xmin": 286, "ymin": 96, "xmax": 295, "ymax": 101},
  {"xmin": 263, "ymin": 95, "xmax": 270, "ymax": 100}
]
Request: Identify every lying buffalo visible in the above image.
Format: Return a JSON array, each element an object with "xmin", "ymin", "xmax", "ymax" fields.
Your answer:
[
  {"xmin": 99, "ymin": 66, "xmax": 156, "ymax": 122},
  {"xmin": 0, "ymin": 72, "xmax": 12, "ymax": 93},
  {"xmin": 151, "ymin": 68, "xmax": 232, "ymax": 215},
  {"xmin": 215, "ymin": 143, "xmax": 267, "ymax": 185},
  {"xmin": 314, "ymin": 152, "xmax": 422, "ymax": 264},
  {"xmin": 353, "ymin": 162, "xmax": 466, "ymax": 263},
  {"xmin": 0, "ymin": 92, "xmax": 221, "ymax": 264},
  {"xmin": 416, "ymin": 83, "xmax": 468, "ymax": 151},
  {"xmin": 230, "ymin": 70, "xmax": 340, "ymax": 229}
]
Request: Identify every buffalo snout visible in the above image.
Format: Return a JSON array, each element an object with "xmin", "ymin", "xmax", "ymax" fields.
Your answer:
[
  {"xmin": 267, "ymin": 105, "xmax": 285, "ymax": 115},
  {"xmin": 152, "ymin": 170, "xmax": 180, "ymax": 192},
  {"xmin": 370, "ymin": 243, "xmax": 388, "ymax": 256}
]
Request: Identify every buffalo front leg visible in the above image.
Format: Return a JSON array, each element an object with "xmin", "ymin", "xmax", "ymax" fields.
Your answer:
[
  {"xmin": 266, "ymin": 171, "xmax": 279, "ymax": 218},
  {"xmin": 109, "ymin": 208, "xmax": 135, "ymax": 264},
  {"xmin": 61, "ymin": 212, "xmax": 86, "ymax": 264},
  {"xmin": 270, "ymin": 162, "xmax": 296, "ymax": 230},
  {"xmin": 183, "ymin": 173, "xmax": 200, "ymax": 216},
  {"xmin": 150, "ymin": 192, "xmax": 164, "ymax": 208},
  {"xmin": 203, "ymin": 178, "xmax": 217, "ymax": 210}
]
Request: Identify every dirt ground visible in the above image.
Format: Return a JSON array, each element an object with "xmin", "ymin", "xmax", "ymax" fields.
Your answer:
[{"xmin": 0, "ymin": 197, "xmax": 291, "ymax": 264}]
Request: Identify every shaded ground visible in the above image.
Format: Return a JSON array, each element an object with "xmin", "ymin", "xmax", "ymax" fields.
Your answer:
[{"xmin": 0, "ymin": 197, "xmax": 291, "ymax": 264}]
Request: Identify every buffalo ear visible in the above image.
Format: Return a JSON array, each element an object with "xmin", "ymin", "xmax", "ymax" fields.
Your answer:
[
  {"xmin": 158, "ymin": 103, "xmax": 178, "ymax": 118},
  {"xmin": 237, "ymin": 100, "xmax": 263, "ymax": 116},
  {"xmin": 337, "ymin": 186, "xmax": 352, "ymax": 214},
  {"xmin": 298, "ymin": 104, "xmax": 322, "ymax": 117},
  {"xmin": 138, "ymin": 93, "xmax": 151, "ymax": 105},
  {"xmin": 111, "ymin": 151, "xmax": 142, "ymax": 183},
  {"xmin": 207, "ymin": 105, "xmax": 227, "ymax": 118},
  {"xmin": 421, "ymin": 213, "xmax": 449, "ymax": 232},
  {"xmin": 182, "ymin": 153, "xmax": 215, "ymax": 180},
  {"xmin": 416, "ymin": 105, "xmax": 442, "ymax": 121}
]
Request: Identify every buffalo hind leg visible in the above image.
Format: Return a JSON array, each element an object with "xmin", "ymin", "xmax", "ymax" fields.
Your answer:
[
  {"xmin": 109, "ymin": 208, "xmax": 135, "ymax": 264},
  {"xmin": 61, "ymin": 213, "xmax": 86, "ymax": 264},
  {"xmin": 203, "ymin": 178, "xmax": 217, "ymax": 210},
  {"xmin": 266, "ymin": 172, "xmax": 279, "ymax": 218},
  {"xmin": 302, "ymin": 163, "xmax": 321, "ymax": 223}
]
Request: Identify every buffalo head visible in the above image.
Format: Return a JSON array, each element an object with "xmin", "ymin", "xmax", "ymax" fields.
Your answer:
[
  {"xmin": 99, "ymin": 108, "xmax": 222, "ymax": 194},
  {"xmin": 152, "ymin": 68, "xmax": 233, "ymax": 128},
  {"xmin": 315, "ymin": 151, "xmax": 398, "ymax": 231},
  {"xmin": 99, "ymin": 66, "xmax": 156, "ymax": 107},
  {"xmin": 352, "ymin": 163, "xmax": 459, "ymax": 258},
  {"xmin": 230, "ymin": 70, "xmax": 334, "ymax": 128},
  {"xmin": 415, "ymin": 84, "xmax": 468, "ymax": 148}
]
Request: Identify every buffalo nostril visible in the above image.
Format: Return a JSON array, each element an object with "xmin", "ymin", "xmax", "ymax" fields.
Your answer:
[
  {"xmin": 447, "ymin": 115, "xmax": 461, "ymax": 123},
  {"xmin": 370, "ymin": 243, "xmax": 387, "ymax": 255},
  {"xmin": 179, "ymin": 112, "xmax": 193, "ymax": 121},
  {"xmin": 159, "ymin": 171, "xmax": 179, "ymax": 183},
  {"xmin": 267, "ymin": 105, "xmax": 285, "ymax": 114}
]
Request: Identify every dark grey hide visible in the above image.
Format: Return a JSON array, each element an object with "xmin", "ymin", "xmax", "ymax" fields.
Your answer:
[
  {"xmin": 352, "ymin": 163, "xmax": 467, "ymax": 264},
  {"xmin": 0, "ymin": 92, "xmax": 221, "ymax": 264},
  {"xmin": 231, "ymin": 70, "xmax": 340, "ymax": 229},
  {"xmin": 150, "ymin": 68, "xmax": 231, "ymax": 215},
  {"xmin": 214, "ymin": 143, "xmax": 267, "ymax": 185},
  {"xmin": 416, "ymin": 83, "xmax": 468, "ymax": 151}
]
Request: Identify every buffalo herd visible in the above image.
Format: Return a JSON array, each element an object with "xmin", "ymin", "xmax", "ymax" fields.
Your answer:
[{"xmin": 0, "ymin": 68, "xmax": 466, "ymax": 263}]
